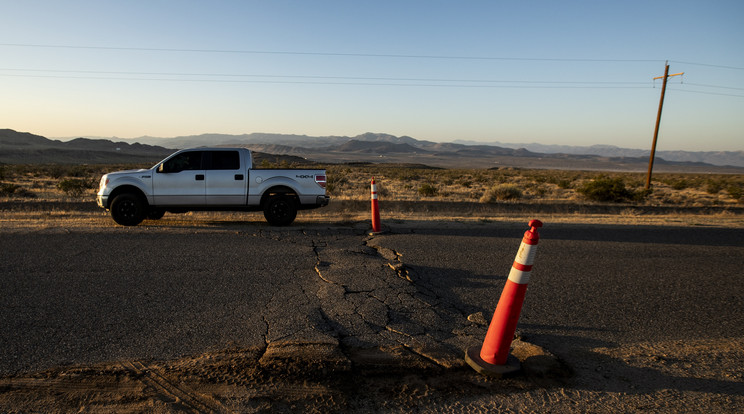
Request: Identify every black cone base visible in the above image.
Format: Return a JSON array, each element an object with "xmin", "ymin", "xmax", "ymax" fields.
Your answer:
[{"xmin": 465, "ymin": 346, "xmax": 521, "ymax": 378}]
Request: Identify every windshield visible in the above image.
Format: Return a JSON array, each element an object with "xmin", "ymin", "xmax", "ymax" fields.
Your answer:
[{"xmin": 152, "ymin": 152, "xmax": 176, "ymax": 169}]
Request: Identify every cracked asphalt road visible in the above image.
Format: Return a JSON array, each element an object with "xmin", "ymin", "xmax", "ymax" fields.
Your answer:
[{"xmin": 1, "ymin": 221, "xmax": 743, "ymax": 382}]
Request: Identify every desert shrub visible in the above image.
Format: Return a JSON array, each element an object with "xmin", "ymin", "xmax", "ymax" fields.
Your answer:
[
  {"xmin": 671, "ymin": 179, "xmax": 688, "ymax": 190},
  {"xmin": 325, "ymin": 182, "xmax": 336, "ymax": 194},
  {"xmin": 556, "ymin": 179, "xmax": 572, "ymax": 189},
  {"xmin": 47, "ymin": 165, "xmax": 68, "ymax": 179},
  {"xmin": 675, "ymin": 176, "xmax": 705, "ymax": 191},
  {"xmin": 473, "ymin": 173, "xmax": 489, "ymax": 183},
  {"xmin": 1, "ymin": 182, "xmax": 20, "ymax": 195},
  {"xmin": 418, "ymin": 183, "xmax": 438, "ymax": 197},
  {"xmin": 577, "ymin": 176, "xmax": 635, "ymax": 203},
  {"xmin": 633, "ymin": 188, "xmax": 653, "ymax": 202},
  {"xmin": 531, "ymin": 174, "xmax": 547, "ymax": 184},
  {"xmin": 480, "ymin": 184, "xmax": 522, "ymax": 203},
  {"xmin": 0, "ymin": 182, "xmax": 36, "ymax": 198},
  {"xmin": 706, "ymin": 180, "xmax": 723, "ymax": 194},
  {"xmin": 374, "ymin": 181, "xmax": 390, "ymax": 198},
  {"xmin": 727, "ymin": 184, "xmax": 743, "ymax": 201},
  {"xmin": 387, "ymin": 169, "xmax": 421, "ymax": 181},
  {"xmin": 325, "ymin": 175, "xmax": 348, "ymax": 195},
  {"xmin": 494, "ymin": 174, "xmax": 508, "ymax": 184},
  {"xmin": 66, "ymin": 165, "xmax": 98, "ymax": 178},
  {"xmin": 58, "ymin": 178, "xmax": 96, "ymax": 197}
]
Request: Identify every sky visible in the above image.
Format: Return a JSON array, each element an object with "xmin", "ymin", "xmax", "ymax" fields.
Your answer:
[{"xmin": 1, "ymin": 1, "xmax": 743, "ymax": 151}]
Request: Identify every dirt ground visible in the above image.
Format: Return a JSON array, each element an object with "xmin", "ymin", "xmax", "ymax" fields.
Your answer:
[{"xmin": 0, "ymin": 336, "xmax": 742, "ymax": 413}]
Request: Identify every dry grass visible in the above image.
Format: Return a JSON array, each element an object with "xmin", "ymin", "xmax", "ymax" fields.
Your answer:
[
  {"xmin": 1, "ymin": 163, "xmax": 742, "ymax": 230},
  {"xmin": 324, "ymin": 166, "xmax": 743, "ymax": 207}
]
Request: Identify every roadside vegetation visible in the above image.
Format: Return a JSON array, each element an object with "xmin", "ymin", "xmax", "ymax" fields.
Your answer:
[
  {"xmin": 322, "ymin": 164, "xmax": 743, "ymax": 208},
  {"xmin": 0, "ymin": 162, "xmax": 742, "ymax": 209}
]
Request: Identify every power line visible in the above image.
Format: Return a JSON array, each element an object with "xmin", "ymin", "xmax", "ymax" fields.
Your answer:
[
  {"xmin": 0, "ymin": 67, "xmax": 652, "ymax": 86},
  {"xmin": 668, "ymin": 88, "xmax": 744, "ymax": 98},
  {"xmin": 4, "ymin": 43, "xmax": 742, "ymax": 73},
  {"xmin": 0, "ymin": 42, "xmax": 662, "ymax": 63},
  {"xmin": 0, "ymin": 72, "xmax": 656, "ymax": 88},
  {"xmin": 669, "ymin": 60, "xmax": 744, "ymax": 71},
  {"xmin": 1, "ymin": 65, "xmax": 739, "ymax": 95},
  {"xmin": 683, "ymin": 82, "xmax": 744, "ymax": 91}
]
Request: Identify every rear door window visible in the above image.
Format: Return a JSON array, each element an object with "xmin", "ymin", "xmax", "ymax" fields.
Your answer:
[{"xmin": 208, "ymin": 151, "xmax": 240, "ymax": 170}]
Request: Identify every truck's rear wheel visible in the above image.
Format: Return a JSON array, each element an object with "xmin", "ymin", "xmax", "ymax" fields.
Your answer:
[
  {"xmin": 263, "ymin": 195, "xmax": 297, "ymax": 226},
  {"xmin": 110, "ymin": 193, "xmax": 146, "ymax": 226}
]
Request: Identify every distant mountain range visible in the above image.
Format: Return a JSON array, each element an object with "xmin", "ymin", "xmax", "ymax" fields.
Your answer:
[
  {"xmin": 104, "ymin": 131, "xmax": 743, "ymax": 168},
  {"xmin": 2, "ymin": 128, "xmax": 743, "ymax": 173},
  {"xmin": 0, "ymin": 129, "xmax": 173, "ymax": 164},
  {"xmin": 452, "ymin": 140, "xmax": 744, "ymax": 169},
  {"xmin": 112, "ymin": 131, "xmax": 743, "ymax": 171}
]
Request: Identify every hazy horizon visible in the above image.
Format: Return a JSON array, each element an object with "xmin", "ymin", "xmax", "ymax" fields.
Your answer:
[{"xmin": 41, "ymin": 130, "xmax": 742, "ymax": 153}]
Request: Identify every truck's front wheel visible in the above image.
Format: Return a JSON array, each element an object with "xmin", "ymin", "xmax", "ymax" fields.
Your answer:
[
  {"xmin": 110, "ymin": 193, "xmax": 146, "ymax": 226},
  {"xmin": 263, "ymin": 195, "xmax": 297, "ymax": 226},
  {"xmin": 147, "ymin": 208, "xmax": 166, "ymax": 220}
]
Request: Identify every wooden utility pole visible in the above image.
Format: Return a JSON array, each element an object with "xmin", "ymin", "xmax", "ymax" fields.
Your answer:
[{"xmin": 645, "ymin": 62, "xmax": 684, "ymax": 190}]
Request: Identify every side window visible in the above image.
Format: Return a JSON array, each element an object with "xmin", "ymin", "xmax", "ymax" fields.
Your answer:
[
  {"xmin": 161, "ymin": 151, "xmax": 203, "ymax": 173},
  {"xmin": 209, "ymin": 151, "xmax": 240, "ymax": 170}
]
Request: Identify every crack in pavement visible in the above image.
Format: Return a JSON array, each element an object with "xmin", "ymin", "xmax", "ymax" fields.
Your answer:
[
  {"xmin": 248, "ymin": 229, "xmax": 352, "ymax": 373},
  {"xmin": 250, "ymin": 227, "xmax": 489, "ymax": 372},
  {"xmin": 307, "ymin": 230, "xmax": 475, "ymax": 369}
]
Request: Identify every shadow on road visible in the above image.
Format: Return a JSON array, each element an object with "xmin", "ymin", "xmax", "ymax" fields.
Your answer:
[
  {"xmin": 390, "ymin": 221, "xmax": 744, "ymax": 247},
  {"xmin": 523, "ymin": 331, "xmax": 744, "ymax": 398}
]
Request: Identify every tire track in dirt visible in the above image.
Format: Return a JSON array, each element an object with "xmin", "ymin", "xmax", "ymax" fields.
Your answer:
[{"xmin": 120, "ymin": 359, "xmax": 231, "ymax": 413}]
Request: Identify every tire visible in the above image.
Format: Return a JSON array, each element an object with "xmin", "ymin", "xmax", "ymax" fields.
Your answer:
[
  {"xmin": 263, "ymin": 195, "xmax": 297, "ymax": 226},
  {"xmin": 110, "ymin": 193, "xmax": 146, "ymax": 226},
  {"xmin": 147, "ymin": 208, "xmax": 166, "ymax": 220}
]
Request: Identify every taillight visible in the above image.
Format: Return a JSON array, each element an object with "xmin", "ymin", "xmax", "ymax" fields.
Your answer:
[{"xmin": 315, "ymin": 174, "xmax": 326, "ymax": 188}]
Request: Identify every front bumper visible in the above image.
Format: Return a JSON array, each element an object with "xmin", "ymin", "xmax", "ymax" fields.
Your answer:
[{"xmin": 96, "ymin": 194, "xmax": 108, "ymax": 209}]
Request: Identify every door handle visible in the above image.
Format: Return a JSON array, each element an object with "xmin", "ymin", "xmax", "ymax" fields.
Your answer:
[
  {"xmin": 235, "ymin": 174, "xmax": 244, "ymax": 180},
  {"xmin": 195, "ymin": 174, "xmax": 205, "ymax": 181}
]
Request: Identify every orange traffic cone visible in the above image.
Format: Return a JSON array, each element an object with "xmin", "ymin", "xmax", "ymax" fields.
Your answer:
[
  {"xmin": 465, "ymin": 219, "xmax": 543, "ymax": 377},
  {"xmin": 370, "ymin": 177, "xmax": 383, "ymax": 234}
]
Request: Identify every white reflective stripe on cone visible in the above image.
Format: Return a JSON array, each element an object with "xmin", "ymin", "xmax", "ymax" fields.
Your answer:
[
  {"xmin": 514, "ymin": 243, "xmax": 537, "ymax": 267},
  {"xmin": 507, "ymin": 268, "xmax": 530, "ymax": 284}
]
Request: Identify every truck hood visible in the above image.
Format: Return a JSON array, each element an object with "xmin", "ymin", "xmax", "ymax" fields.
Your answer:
[{"xmin": 105, "ymin": 169, "xmax": 150, "ymax": 177}]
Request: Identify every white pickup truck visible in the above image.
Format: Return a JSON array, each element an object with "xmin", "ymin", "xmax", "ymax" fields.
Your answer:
[{"xmin": 96, "ymin": 147, "xmax": 329, "ymax": 226}]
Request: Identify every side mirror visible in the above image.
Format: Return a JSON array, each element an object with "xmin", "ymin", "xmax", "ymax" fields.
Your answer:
[{"xmin": 158, "ymin": 162, "xmax": 182, "ymax": 173}]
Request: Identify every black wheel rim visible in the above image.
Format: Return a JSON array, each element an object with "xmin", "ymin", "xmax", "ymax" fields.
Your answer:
[
  {"xmin": 270, "ymin": 199, "xmax": 289, "ymax": 219},
  {"xmin": 117, "ymin": 200, "xmax": 137, "ymax": 219}
]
